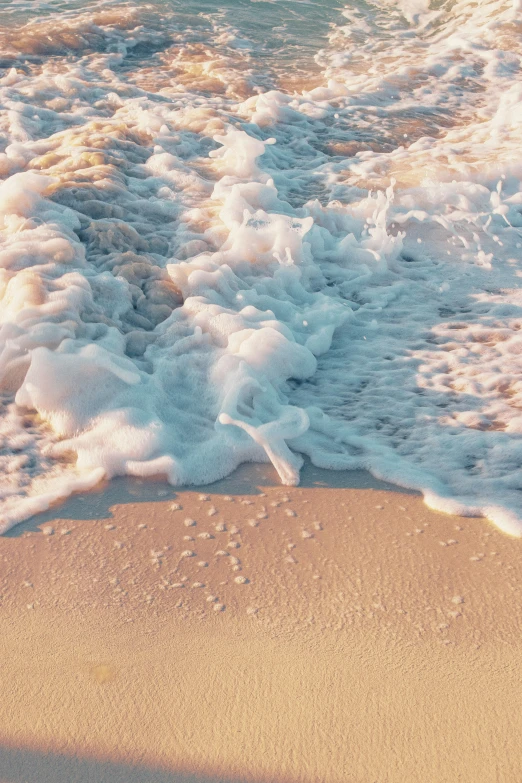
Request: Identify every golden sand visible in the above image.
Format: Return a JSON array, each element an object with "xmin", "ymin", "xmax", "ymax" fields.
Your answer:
[{"xmin": 0, "ymin": 463, "xmax": 521, "ymax": 782}]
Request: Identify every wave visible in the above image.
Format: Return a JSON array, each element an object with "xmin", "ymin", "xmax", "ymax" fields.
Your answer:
[{"xmin": 1, "ymin": 0, "xmax": 522, "ymax": 534}]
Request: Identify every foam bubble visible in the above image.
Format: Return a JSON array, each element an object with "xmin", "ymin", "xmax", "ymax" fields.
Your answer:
[{"xmin": 1, "ymin": 0, "xmax": 522, "ymax": 535}]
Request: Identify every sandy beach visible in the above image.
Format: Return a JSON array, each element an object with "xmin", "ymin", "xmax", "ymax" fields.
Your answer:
[
  {"xmin": 2, "ymin": 0, "xmax": 522, "ymax": 781},
  {"xmin": 1, "ymin": 464, "xmax": 521, "ymax": 783}
]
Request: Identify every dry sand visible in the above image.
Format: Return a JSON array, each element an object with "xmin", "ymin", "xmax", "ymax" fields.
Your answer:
[{"xmin": 0, "ymin": 463, "xmax": 521, "ymax": 783}]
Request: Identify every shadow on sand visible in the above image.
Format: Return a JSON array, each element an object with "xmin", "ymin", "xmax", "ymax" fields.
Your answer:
[
  {"xmin": 3, "ymin": 460, "xmax": 418, "ymax": 538},
  {"xmin": 0, "ymin": 744, "xmax": 298, "ymax": 783}
]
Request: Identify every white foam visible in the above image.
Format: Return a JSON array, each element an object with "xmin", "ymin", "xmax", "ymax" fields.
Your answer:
[{"xmin": 1, "ymin": 0, "xmax": 522, "ymax": 534}]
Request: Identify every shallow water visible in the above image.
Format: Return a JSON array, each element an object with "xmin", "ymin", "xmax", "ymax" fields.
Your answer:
[{"xmin": 1, "ymin": 0, "xmax": 522, "ymax": 534}]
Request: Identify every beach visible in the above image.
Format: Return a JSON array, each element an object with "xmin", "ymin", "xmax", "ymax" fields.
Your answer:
[
  {"xmin": 1, "ymin": 465, "xmax": 521, "ymax": 783},
  {"xmin": 1, "ymin": 1, "xmax": 522, "ymax": 780}
]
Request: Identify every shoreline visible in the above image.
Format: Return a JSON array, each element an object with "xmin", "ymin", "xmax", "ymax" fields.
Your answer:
[{"xmin": 1, "ymin": 463, "xmax": 521, "ymax": 782}]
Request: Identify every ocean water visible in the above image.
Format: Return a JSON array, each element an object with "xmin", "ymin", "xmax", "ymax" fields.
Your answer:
[{"xmin": 1, "ymin": 0, "xmax": 522, "ymax": 534}]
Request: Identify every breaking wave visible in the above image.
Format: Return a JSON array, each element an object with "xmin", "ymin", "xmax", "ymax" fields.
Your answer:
[{"xmin": 1, "ymin": 0, "xmax": 522, "ymax": 534}]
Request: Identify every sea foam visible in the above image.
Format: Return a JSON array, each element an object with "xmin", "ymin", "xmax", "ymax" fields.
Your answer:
[{"xmin": 1, "ymin": 0, "xmax": 522, "ymax": 534}]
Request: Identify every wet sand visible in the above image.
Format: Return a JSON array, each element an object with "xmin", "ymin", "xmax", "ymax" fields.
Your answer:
[{"xmin": 0, "ymin": 463, "xmax": 521, "ymax": 783}]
